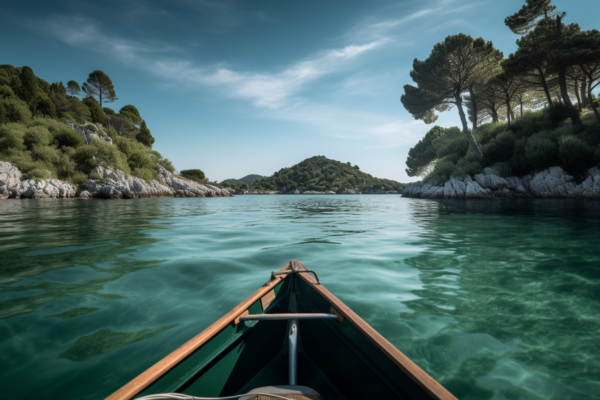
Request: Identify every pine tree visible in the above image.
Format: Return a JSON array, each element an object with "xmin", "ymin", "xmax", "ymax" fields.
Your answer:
[
  {"xmin": 66, "ymin": 80, "xmax": 81, "ymax": 97},
  {"xmin": 401, "ymin": 34, "xmax": 503, "ymax": 162},
  {"xmin": 136, "ymin": 120, "xmax": 155, "ymax": 148},
  {"xmin": 82, "ymin": 70, "xmax": 118, "ymax": 107}
]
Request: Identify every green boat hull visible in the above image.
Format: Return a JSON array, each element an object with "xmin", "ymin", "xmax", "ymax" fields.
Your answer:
[{"xmin": 108, "ymin": 261, "xmax": 455, "ymax": 400}]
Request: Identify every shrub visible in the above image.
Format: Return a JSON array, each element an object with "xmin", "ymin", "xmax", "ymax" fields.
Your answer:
[
  {"xmin": 70, "ymin": 171, "xmax": 89, "ymax": 186},
  {"xmin": 482, "ymin": 130, "xmax": 516, "ymax": 164},
  {"xmin": 82, "ymin": 97, "xmax": 107, "ymax": 125},
  {"xmin": 0, "ymin": 123, "xmax": 26, "ymax": 151},
  {"xmin": 0, "ymin": 85, "xmax": 15, "ymax": 100},
  {"xmin": 23, "ymin": 126, "xmax": 51, "ymax": 150},
  {"xmin": 473, "ymin": 122, "xmax": 506, "ymax": 145},
  {"xmin": 31, "ymin": 95, "xmax": 56, "ymax": 118},
  {"xmin": 428, "ymin": 160, "xmax": 455, "ymax": 183},
  {"xmin": 544, "ymin": 102, "xmax": 574, "ymax": 127},
  {"xmin": 119, "ymin": 105, "xmax": 141, "ymax": 124},
  {"xmin": 91, "ymin": 138, "xmax": 130, "ymax": 174},
  {"xmin": 156, "ymin": 157, "xmax": 175, "ymax": 173},
  {"xmin": 84, "ymin": 124, "xmax": 97, "ymax": 132},
  {"xmin": 0, "ymin": 99, "xmax": 32, "ymax": 123},
  {"xmin": 52, "ymin": 127, "xmax": 85, "ymax": 149},
  {"xmin": 23, "ymin": 167, "xmax": 51, "ymax": 181},
  {"xmin": 73, "ymin": 145, "xmax": 98, "ymax": 173},
  {"xmin": 510, "ymin": 110, "xmax": 550, "ymax": 139},
  {"xmin": 127, "ymin": 150, "xmax": 154, "ymax": 171},
  {"xmin": 558, "ymin": 136, "xmax": 595, "ymax": 175},
  {"xmin": 437, "ymin": 136, "xmax": 469, "ymax": 159},
  {"xmin": 131, "ymin": 167, "xmax": 157, "ymax": 182},
  {"xmin": 180, "ymin": 169, "xmax": 206, "ymax": 182},
  {"xmin": 524, "ymin": 134, "xmax": 558, "ymax": 172},
  {"xmin": 31, "ymin": 145, "xmax": 62, "ymax": 164}
]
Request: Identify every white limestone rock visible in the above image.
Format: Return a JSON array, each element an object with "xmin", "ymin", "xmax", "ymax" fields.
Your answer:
[
  {"xmin": 464, "ymin": 175, "xmax": 494, "ymax": 199},
  {"xmin": 528, "ymin": 167, "xmax": 576, "ymax": 198},
  {"xmin": 0, "ymin": 161, "xmax": 23, "ymax": 197}
]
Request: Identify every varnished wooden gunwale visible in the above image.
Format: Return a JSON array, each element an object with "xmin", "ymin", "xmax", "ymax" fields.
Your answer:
[
  {"xmin": 291, "ymin": 260, "xmax": 457, "ymax": 400},
  {"xmin": 107, "ymin": 260, "xmax": 456, "ymax": 400},
  {"xmin": 105, "ymin": 263, "xmax": 293, "ymax": 400}
]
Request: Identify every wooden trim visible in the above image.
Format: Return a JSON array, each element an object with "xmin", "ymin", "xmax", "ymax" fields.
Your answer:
[
  {"xmin": 233, "ymin": 310, "xmax": 249, "ymax": 326},
  {"xmin": 260, "ymin": 290, "xmax": 276, "ymax": 310},
  {"xmin": 329, "ymin": 306, "xmax": 345, "ymax": 323},
  {"xmin": 293, "ymin": 261, "xmax": 457, "ymax": 400},
  {"xmin": 105, "ymin": 262, "xmax": 293, "ymax": 400}
]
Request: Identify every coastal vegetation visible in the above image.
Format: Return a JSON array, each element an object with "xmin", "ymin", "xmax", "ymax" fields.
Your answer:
[
  {"xmin": 0, "ymin": 65, "xmax": 176, "ymax": 184},
  {"xmin": 401, "ymin": 0, "xmax": 600, "ymax": 182},
  {"xmin": 251, "ymin": 156, "xmax": 405, "ymax": 193}
]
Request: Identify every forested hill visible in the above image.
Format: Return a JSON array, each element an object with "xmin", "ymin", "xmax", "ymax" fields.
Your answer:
[
  {"xmin": 251, "ymin": 156, "xmax": 406, "ymax": 193},
  {"xmin": 222, "ymin": 174, "xmax": 265, "ymax": 184}
]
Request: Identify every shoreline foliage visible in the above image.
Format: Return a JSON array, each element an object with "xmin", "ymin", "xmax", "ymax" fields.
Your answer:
[
  {"xmin": 0, "ymin": 64, "xmax": 175, "ymax": 184},
  {"xmin": 401, "ymin": 0, "xmax": 600, "ymax": 183}
]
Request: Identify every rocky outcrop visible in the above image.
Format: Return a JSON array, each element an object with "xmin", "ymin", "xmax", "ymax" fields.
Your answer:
[
  {"xmin": 0, "ymin": 161, "xmax": 22, "ymax": 199},
  {"xmin": 79, "ymin": 165, "xmax": 233, "ymax": 199},
  {"xmin": 0, "ymin": 162, "xmax": 233, "ymax": 200},
  {"xmin": 65, "ymin": 121, "xmax": 113, "ymax": 145},
  {"xmin": 403, "ymin": 166, "xmax": 600, "ymax": 200}
]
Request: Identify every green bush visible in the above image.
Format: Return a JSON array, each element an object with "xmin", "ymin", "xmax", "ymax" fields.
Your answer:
[
  {"xmin": 0, "ymin": 85, "xmax": 15, "ymax": 100},
  {"xmin": 91, "ymin": 139, "xmax": 130, "ymax": 174},
  {"xmin": 558, "ymin": 136, "xmax": 595, "ymax": 175},
  {"xmin": 31, "ymin": 95, "xmax": 56, "ymax": 118},
  {"xmin": 52, "ymin": 127, "xmax": 85, "ymax": 149},
  {"xmin": 180, "ymin": 169, "xmax": 206, "ymax": 182},
  {"xmin": 73, "ymin": 145, "xmax": 98, "ymax": 173},
  {"xmin": 482, "ymin": 130, "xmax": 516, "ymax": 164},
  {"xmin": 156, "ymin": 157, "xmax": 175, "ymax": 173},
  {"xmin": 84, "ymin": 124, "xmax": 97, "ymax": 132},
  {"xmin": 82, "ymin": 97, "xmax": 107, "ymax": 125},
  {"xmin": 23, "ymin": 167, "xmax": 51, "ymax": 181},
  {"xmin": 524, "ymin": 134, "xmax": 558, "ymax": 172},
  {"xmin": 473, "ymin": 122, "xmax": 506, "ymax": 145},
  {"xmin": 127, "ymin": 150, "xmax": 154, "ymax": 171},
  {"xmin": 0, "ymin": 123, "xmax": 27, "ymax": 150},
  {"xmin": 429, "ymin": 160, "xmax": 455, "ymax": 183},
  {"xmin": 23, "ymin": 126, "xmax": 51, "ymax": 150},
  {"xmin": 437, "ymin": 136, "xmax": 469, "ymax": 160},
  {"xmin": 131, "ymin": 167, "xmax": 157, "ymax": 182},
  {"xmin": 0, "ymin": 99, "xmax": 32, "ymax": 123},
  {"xmin": 544, "ymin": 102, "xmax": 574, "ymax": 127},
  {"xmin": 510, "ymin": 110, "xmax": 551, "ymax": 139}
]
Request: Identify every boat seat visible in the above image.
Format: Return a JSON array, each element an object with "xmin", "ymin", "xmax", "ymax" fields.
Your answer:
[{"xmin": 239, "ymin": 385, "xmax": 323, "ymax": 400}]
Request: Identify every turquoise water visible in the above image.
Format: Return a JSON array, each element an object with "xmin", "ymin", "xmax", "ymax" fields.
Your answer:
[{"xmin": 1, "ymin": 196, "xmax": 600, "ymax": 400}]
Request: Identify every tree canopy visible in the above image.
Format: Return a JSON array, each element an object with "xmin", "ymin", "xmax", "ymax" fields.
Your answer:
[
  {"xmin": 82, "ymin": 70, "xmax": 117, "ymax": 107},
  {"xmin": 401, "ymin": 34, "xmax": 503, "ymax": 162}
]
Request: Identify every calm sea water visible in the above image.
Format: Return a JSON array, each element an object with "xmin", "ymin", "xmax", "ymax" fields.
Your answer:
[{"xmin": 1, "ymin": 196, "xmax": 599, "ymax": 400}]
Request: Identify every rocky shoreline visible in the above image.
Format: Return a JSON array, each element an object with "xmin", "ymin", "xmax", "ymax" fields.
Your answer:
[
  {"xmin": 402, "ymin": 166, "xmax": 600, "ymax": 200},
  {"xmin": 0, "ymin": 161, "xmax": 233, "ymax": 200}
]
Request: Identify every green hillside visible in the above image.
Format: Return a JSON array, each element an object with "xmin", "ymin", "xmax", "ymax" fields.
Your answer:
[
  {"xmin": 0, "ymin": 64, "xmax": 177, "ymax": 184},
  {"xmin": 252, "ymin": 156, "xmax": 405, "ymax": 193},
  {"xmin": 222, "ymin": 174, "xmax": 265, "ymax": 184}
]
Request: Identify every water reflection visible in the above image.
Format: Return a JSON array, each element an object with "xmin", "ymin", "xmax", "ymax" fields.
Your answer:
[
  {"xmin": 1, "ymin": 197, "xmax": 600, "ymax": 400},
  {"xmin": 401, "ymin": 199, "xmax": 600, "ymax": 399}
]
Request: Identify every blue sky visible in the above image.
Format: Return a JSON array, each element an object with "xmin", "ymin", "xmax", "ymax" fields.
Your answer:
[{"xmin": 1, "ymin": 0, "xmax": 598, "ymax": 182}]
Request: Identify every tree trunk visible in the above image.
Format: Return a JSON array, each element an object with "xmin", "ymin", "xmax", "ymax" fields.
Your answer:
[
  {"xmin": 588, "ymin": 79, "xmax": 600, "ymax": 122},
  {"xmin": 506, "ymin": 94, "xmax": 512, "ymax": 130},
  {"xmin": 559, "ymin": 68, "xmax": 583, "ymax": 125},
  {"xmin": 581, "ymin": 77, "xmax": 589, "ymax": 108},
  {"xmin": 539, "ymin": 68, "xmax": 553, "ymax": 106},
  {"xmin": 456, "ymin": 96, "xmax": 484, "ymax": 162},
  {"xmin": 469, "ymin": 87, "xmax": 478, "ymax": 130},
  {"xmin": 574, "ymin": 79, "xmax": 582, "ymax": 111},
  {"xmin": 99, "ymin": 92, "xmax": 103, "ymax": 108},
  {"xmin": 555, "ymin": 15, "xmax": 582, "ymax": 126},
  {"xmin": 492, "ymin": 108, "xmax": 499, "ymax": 123}
]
